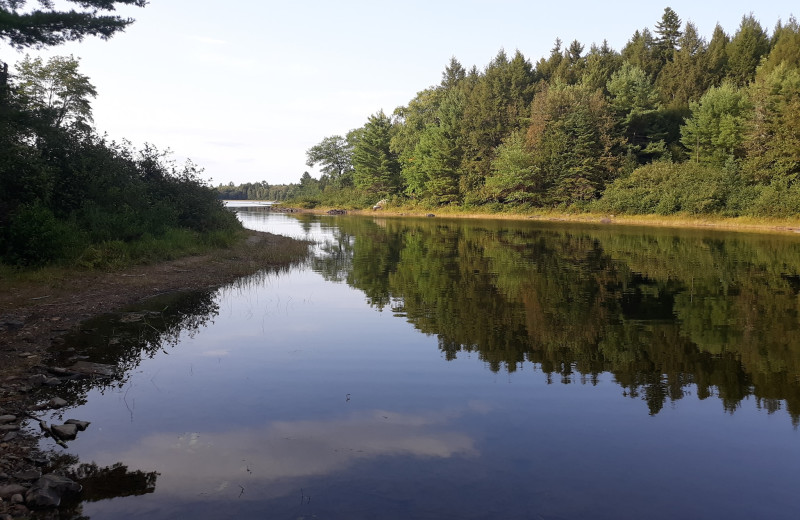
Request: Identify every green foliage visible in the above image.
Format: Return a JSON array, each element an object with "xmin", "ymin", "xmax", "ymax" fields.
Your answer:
[
  {"xmin": 596, "ymin": 161, "xmax": 742, "ymax": 215},
  {"xmin": 305, "ymin": 135, "xmax": 354, "ymax": 188},
  {"xmin": 726, "ymin": 14, "xmax": 771, "ymax": 86},
  {"xmin": 0, "ymin": 58, "xmax": 241, "ymax": 267},
  {"xmin": 298, "ymin": 10, "xmax": 800, "ymax": 217},
  {"xmin": 1, "ymin": 203, "xmax": 86, "ymax": 265},
  {"xmin": 654, "ymin": 7, "xmax": 683, "ymax": 61},
  {"xmin": 528, "ymin": 83, "xmax": 622, "ymax": 204},
  {"xmin": 680, "ymin": 82, "xmax": 750, "ymax": 167},
  {"xmin": 743, "ymin": 62, "xmax": 800, "ymax": 182},
  {"xmin": 16, "ymin": 54, "xmax": 96, "ymax": 128},
  {"xmin": 485, "ymin": 131, "xmax": 539, "ymax": 204},
  {"xmin": 352, "ymin": 110, "xmax": 401, "ymax": 196},
  {"xmin": 0, "ymin": 0, "xmax": 146, "ymax": 49}
]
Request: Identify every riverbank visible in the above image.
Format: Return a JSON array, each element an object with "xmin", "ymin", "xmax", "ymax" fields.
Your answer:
[
  {"xmin": 287, "ymin": 203, "xmax": 800, "ymax": 236},
  {"xmin": 0, "ymin": 230, "xmax": 311, "ymax": 516}
]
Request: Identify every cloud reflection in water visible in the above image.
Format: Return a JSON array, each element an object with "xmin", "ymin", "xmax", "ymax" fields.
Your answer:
[{"xmin": 96, "ymin": 408, "xmax": 478, "ymax": 501}]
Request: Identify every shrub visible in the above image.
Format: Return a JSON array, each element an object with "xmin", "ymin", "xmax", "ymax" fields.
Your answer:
[{"xmin": 1, "ymin": 204, "xmax": 87, "ymax": 265}]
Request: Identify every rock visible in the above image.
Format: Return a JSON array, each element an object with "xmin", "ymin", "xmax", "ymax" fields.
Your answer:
[
  {"xmin": 47, "ymin": 367, "xmax": 69, "ymax": 376},
  {"xmin": 2, "ymin": 432, "xmax": 18, "ymax": 442},
  {"xmin": 0, "ymin": 514, "xmax": 12, "ymax": 520},
  {"xmin": 13, "ymin": 470, "xmax": 41, "ymax": 481},
  {"xmin": 51, "ymin": 424, "xmax": 78, "ymax": 441},
  {"xmin": 0, "ymin": 484, "xmax": 26, "ymax": 499},
  {"xmin": 0, "ymin": 425, "xmax": 19, "ymax": 432},
  {"xmin": 25, "ymin": 474, "xmax": 81, "ymax": 509},
  {"xmin": 0, "ymin": 318, "xmax": 24, "ymax": 331},
  {"xmin": 25, "ymin": 454, "xmax": 49, "ymax": 467},
  {"xmin": 43, "ymin": 378, "xmax": 62, "ymax": 386},
  {"xmin": 27, "ymin": 374, "xmax": 47, "ymax": 387},
  {"xmin": 0, "ymin": 416, "xmax": 15, "ymax": 425},
  {"xmin": 10, "ymin": 504, "xmax": 29, "ymax": 516},
  {"xmin": 69, "ymin": 361, "xmax": 115, "ymax": 377},
  {"xmin": 47, "ymin": 398, "xmax": 68, "ymax": 409},
  {"xmin": 426, "ymin": 213, "xmax": 435, "ymax": 218},
  {"xmin": 64, "ymin": 420, "xmax": 90, "ymax": 432},
  {"xmin": 10, "ymin": 493, "xmax": 24, "ymax": 505}
]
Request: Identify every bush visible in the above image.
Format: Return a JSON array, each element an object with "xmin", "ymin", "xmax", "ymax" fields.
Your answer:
[
  {"xmin": 595, "ymin": 162, "xmax": 743, "ymax": 215},
  {"xmin": 1, "ymin": 204, "xmax": 87, "ymax": 265}
]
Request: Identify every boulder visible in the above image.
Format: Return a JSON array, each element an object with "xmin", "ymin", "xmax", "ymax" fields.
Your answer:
[
  {"xmin": 51, "ymin": 424, "xmax": 78, "ymax": 441},
  {"xmin": 25, "ymin": 474, "xmax": 81, "ymax": 509}
]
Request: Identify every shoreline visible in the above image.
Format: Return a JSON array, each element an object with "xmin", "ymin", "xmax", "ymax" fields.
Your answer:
[
  {"xmin": 0, "ymin": 230, "xmax": 311, "ymax": 516},
  {"xmin": 281, "ymin": 204, "xmax": 800, "ymax": 236}
]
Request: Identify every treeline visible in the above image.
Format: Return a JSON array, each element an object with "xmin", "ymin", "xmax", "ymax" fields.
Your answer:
[
  {"xmin": 300, "ymin": 7, "xmax": 800, "ymax": 217},
  {"xmin": 214, "ymin": 171, "xmax": 354, "ymax": 203},
  {"xmin": 216, "ymin": 180, "xmax": 295, "ymax": 201}
]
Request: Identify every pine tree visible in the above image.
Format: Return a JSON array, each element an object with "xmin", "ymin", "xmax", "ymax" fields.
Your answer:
[
  {"xmin": 706, "ymin": 24, "xmax": 730, "ymax": 86},
  {"xmin": 727, "ymin": 14, "xmax": 771, "ymax": 86},
  {"xmin": 761, "ymin": 16, "xmax": 800, "ymax": 73},
  {"xmin": 654, "ymin": 7, "xmax": 683, "ymax": 62},
  {"xmin": 352, "ymin": 111, "xmax": 401, "ymax": 197},
  {"xmin": 655, "ymin": 22, "xmax": 710, "ymax": 107}
]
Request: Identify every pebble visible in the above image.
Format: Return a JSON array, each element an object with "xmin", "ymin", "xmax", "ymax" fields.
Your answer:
[
  {"xmin": 0, "ymin": 426, "xmax": 19, "ymax": 432},
  {"xmin": 0, "ymin": 416, "xmax": 15, "ymax": 425},
  {"xmin": 1, "ymin": 433, "xmax": 17, "ymax": 442},
  {"xmin": 10, "ymin": 494, "xmax": 23, "ymax": 505}
]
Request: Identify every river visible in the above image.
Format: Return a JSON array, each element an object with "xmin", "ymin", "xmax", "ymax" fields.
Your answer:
[{"xmin": 41, "ymin": 205, "xmax": 800, "ymax": 519}]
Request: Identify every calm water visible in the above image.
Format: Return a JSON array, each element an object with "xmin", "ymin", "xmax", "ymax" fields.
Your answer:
[{"xmin": 41, "ymin": 207, "xmax": 800, "ymax": 519}]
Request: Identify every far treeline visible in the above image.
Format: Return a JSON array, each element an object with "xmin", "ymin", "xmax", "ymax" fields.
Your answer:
[
  {"xmin": 240, "ymin": 7, "xmax": 800, "ymax": 217},
  {"xmin": 1, "ymin": 0, "xmax": 241, "ymax": 267}
]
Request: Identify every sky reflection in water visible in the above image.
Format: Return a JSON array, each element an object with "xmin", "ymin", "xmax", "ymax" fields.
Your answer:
[{"xmin": 50, "ymin": 209, "xmax": 800, "ymax": 520}]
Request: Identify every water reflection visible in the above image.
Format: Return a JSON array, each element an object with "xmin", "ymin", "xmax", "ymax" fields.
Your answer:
[
  {"xmin": 283, "ymin": 213, "xmax": 800, "ymax": 421},
  {"xmin": 40, "ymin": 209, "xmax": 800, "ymax": 519}
]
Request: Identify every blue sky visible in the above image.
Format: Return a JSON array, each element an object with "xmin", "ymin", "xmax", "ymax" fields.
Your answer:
[{"xmin": 2, "ymin": 1, "xmax": 796, "ymax": 185}]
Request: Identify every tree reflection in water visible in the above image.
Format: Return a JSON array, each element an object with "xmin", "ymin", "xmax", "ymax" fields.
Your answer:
[{"xmin": 305, "ymin": 214, "xmax": 800, "ymax": 422}]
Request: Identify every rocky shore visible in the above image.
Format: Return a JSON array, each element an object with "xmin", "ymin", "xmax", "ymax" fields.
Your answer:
[{"xmin": 0, "ymin": 231, "xmax": 310, "ymax": 517}]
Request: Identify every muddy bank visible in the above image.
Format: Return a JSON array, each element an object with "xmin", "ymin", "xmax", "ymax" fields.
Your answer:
[{"xmin": 0, "ymin": 231, "xmax": 310, "ymax": 517}]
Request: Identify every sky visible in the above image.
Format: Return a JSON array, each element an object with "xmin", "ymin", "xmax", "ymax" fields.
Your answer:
[{"xmin": 2, "ymin": 1, "xmax": 797, "ymax": 186}]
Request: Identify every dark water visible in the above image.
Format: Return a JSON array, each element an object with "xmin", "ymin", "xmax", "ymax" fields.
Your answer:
[{"xmin": 41, "ymin": 207, "xmax": 800, "ymax": 519}]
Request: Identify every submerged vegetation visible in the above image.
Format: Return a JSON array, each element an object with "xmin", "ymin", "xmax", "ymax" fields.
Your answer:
[
  {"xmin": 0, "ymin": 1, "xmax": 242, "ymax": 268},
  {"xmin": 238, "ymin": 7, "xmax": 800, "ymax": 218}
]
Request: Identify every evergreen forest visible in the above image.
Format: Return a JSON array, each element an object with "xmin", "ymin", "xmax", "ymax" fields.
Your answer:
[{"xmin": 270, "ymin": 8, "xmax": 800, "ymax": 217}]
